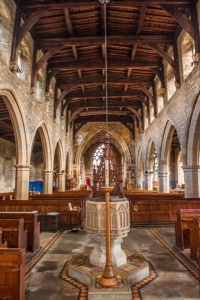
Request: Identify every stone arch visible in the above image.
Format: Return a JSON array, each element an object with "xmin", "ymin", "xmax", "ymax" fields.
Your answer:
[
  {"xmin": 160, "ymin": 121, "xmax": 176, "ymax": 172},
  {"xmin": 0, "ymin": 86, "xmax": 29, "ymax": 165},
  {"xmin": 54, "ymin": 139, "xmax": 65, "ymax": 172},
  {"xmin": 145, "ymin": 139, "xmax": 156, "ymax": 171},
  {"xmin": 31, "ymin": 122, "xmax": 53, "ymax": 171},
  {"xmin": 136, "ymin": 148, "xmax": 145, "ymax": 188},
  {"xmin": 185, "ymin": 92, "xmax": 200, "ymax": 166},
  {"xmin": 75, "ymin": 124, "xmax": 131, "ymax": 166},
  {"xmin": 144, "ymin": 139, "xmax": 157, "ymax": 190},
  {"xmin": 183, "ymin": 92, "xmax": 200, "ymax": 197},
  {"xmin": 65, "ymin": 152, "xmax": 70, "ymax": 175},
  {"xmin": 160, "ymin": 120, "xmax": 181, "ymax": 192}
]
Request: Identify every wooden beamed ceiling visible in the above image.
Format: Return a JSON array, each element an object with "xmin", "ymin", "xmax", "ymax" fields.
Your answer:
[{"xmin": 9, "ymin": 0, "xmax": 198, "ymax": 139}]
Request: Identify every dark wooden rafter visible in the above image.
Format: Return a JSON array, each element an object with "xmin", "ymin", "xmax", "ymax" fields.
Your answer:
[
  {"xmin": 36, "ymin": 35, "xmax": 173, "ymax": 47},
  {"xmin": 137, "ymin": 84, "xmax": 153, "ymax": 99},
  {"xmin": 10, "ymin": 8, "xmax": 48, "ymax": 69},
  {"xmin": 58, "ymin": 76, "xmax": 152, "ymax": 88},
  {"xmin": 190, "ymin": 0, "xmax": 200, "ymax": 55},
  {"xmin": 31, "ymin": 45, "xmax": 64, "ymax": 88},
  {"xmin": 56, "ymin": 80, "xmax": 153, "ymax": 107},
  {"xmin": 48, "ymin": 58, "xmax": 162, "ymax": 70},
  {"xmin": 161, "ymin": 4, "xmax": 195, "ymax": 38},
  {"xmin": 124, "ymin": 4, "xmax": 147, "ymax": 102},
  {"xmin": 8, "ymin": 0, "xmax": 196, "ymax": 143},
  {"xmin": 146, "ymin": 42, "xmax": 177, "ymax": 73},
  {"xmin": 150, "ymin": 67, "xmax": 165, "ymax": 89},
  {"xmin": 46, "ymin": 69, "xmax": 61, "ymax": 92},
  {"xmin": 21, "ymin": 1, "xmax": 191, "ymax": 10}
]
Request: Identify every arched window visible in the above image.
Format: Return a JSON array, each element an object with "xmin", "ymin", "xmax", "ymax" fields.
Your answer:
[
  {"xmin": 93, "ymin": 144, "xmax": 105, "ymax": 168},
  {"xmin": 93, "ymin": 144, "xmax": 121, "ymax": 191}
]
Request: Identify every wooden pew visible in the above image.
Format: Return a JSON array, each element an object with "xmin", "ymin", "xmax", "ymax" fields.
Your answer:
[
  {"xmin": 29, "ymin": 190, "xmax": 92, "ymax": 201},
  {"xmin": 0, "ymin": 248, "xmax": 26, "ymax": 300},
  {"xmin": 0, "ymin": 212, "xmax": 40, "ymax": 252},
  {"xmin": 175, "ymin": 209, "xmax": 200, "ymax": 251},
  {"xmin": 0, "ymin": 192, "xmax": 14, "ymax": 200},
  {"xmin": 0, "ymin": 219, "xmax": 27, "ymax": 249},
  {"xmin": 0, "ymin": 227, "xmax": 7, "ymax": 247},
  {"xmin": 190, "ymin": 217, "xmax": 200, "ymax": 262}
]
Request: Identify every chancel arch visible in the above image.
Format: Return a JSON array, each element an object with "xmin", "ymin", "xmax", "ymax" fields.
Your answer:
[{"xmin": 74, "ymin": 124, "xmax": 132, "ymax": 190}]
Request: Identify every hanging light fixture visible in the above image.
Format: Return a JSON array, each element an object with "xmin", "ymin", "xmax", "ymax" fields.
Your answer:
[{"xmin": 98, "ymin": 0, "xmax": 119, "ymax": 288}]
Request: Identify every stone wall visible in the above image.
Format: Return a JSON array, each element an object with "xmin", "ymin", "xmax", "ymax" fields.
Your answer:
[{"xmin": 0, "ymin": 138, "xmax": 16, "ymax": 191}]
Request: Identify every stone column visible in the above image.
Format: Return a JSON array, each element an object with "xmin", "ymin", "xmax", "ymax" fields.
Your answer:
[
  {"xmin": 136, "ymin": 168, "xmax": 143, "ymax": 188},
  {"xmin": 144, "ymin": 172, "xmax": 153, "ymax": 190},
  {"xmin": 58, "ymin": 173, "xmax": 66, "ymax": 192},
  {"xmin": 158, "ymin": 172, "xmax": 169, "ymax": 193},
  {"xmin": 43, "ymin": 170, "xmax": 53, "ymax": 194},
  {"xmin": 182, "ymin": 165, "xmax": 200, "ymax": 198},
  {"xmin": 14, "ymin": 165, "xmax": 31, "ymax": 200}
]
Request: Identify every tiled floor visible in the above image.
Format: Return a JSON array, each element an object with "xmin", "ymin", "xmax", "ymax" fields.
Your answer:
[{"xmin": 25, "ymin": 227, "xmax": 200, "ymax": 300}]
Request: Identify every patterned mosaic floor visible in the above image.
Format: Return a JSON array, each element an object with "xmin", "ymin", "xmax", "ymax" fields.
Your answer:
[
  {"xmin": 25, "ymin": 228, "xmax": 199, "ymax": 299},
  {"xmin": 59, "ymin": 251, "xmax": 157, "ymax": 300}
]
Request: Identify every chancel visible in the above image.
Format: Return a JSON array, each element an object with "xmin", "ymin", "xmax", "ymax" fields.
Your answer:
[{"xmin": 0, "ymin": 0, "xmax": 200, "ymax": 299}]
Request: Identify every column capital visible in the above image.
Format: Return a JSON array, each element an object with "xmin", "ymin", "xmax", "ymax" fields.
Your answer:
[
  {"xmin": 158, "ymin": 172, "xmax": 169, "ymax": 176},
  {"xmin": 14, "ymin": 164, "xmax": 32, "ymax": 170},
  {"xmin": 182, "ymin": 165, "xmax": 200, "ymax": 171},
  {"xmin": 43, "ymin": 170, "xmax": 53, "ymax": 174},
  {"xmin": 58, "ymin": 172, "xmax": 66, "ymax": 176}
]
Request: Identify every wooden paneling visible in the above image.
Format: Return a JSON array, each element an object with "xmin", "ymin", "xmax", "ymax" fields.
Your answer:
[
  {"xmin": 0, "ymin": 248, "xmax": 26, "ymax": 300},
  {"xmin": 0, "ymin": 212, "xmax": 40, "ymax": 252}
]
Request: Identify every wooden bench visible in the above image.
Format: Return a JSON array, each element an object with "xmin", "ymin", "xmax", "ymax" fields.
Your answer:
[
  {"xmin": 0, "ymin": 247, "xmax": 26, "ymax": 300},
  {"xmin": 29, "ymin": 190, "xmax": 92, "ymax": 201},
  {"xmin": 190, "ymin": 217, "xmax": 200, "ymax": 262},
  {"xmin": 0, "ymin": 219, "xmax": 27, "ymax": 250},
  {"xmin": 0, "ymin": 212, "xmax": 40, "ymax": 252},
  {"xmin": 0, "ymin": 200, "xmax": 86, "ymax": 229},
  {"xmin": 0, "ymin": 192, "xmax": 14, "ymax": 200},
  {"xmin": 0, "ymin": 227, "xmax": 7, "ymax": 247},
  {"xmin": 175, "ymin": 209, "xmax": 200, "ymax": 251}
]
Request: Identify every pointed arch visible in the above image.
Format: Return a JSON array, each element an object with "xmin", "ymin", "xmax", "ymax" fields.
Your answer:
[
  {"xmin": 160, "ymin": 120, "xmax": 176, "ymax": 172},
  {"xmin": 31, "ymin": 122, "xmax": 53, "ymax": 170},
  {"xmin": 185, "ymin": 92, "xmax": 200, "ymax": 166},
  {"xmin": 75, "ymin": 124, "xmax": 131, "ymax": 166},
  {"xmin": 54, "ymin": 139, "xmax": 65, "ymax": 172},
  {"xmin": 0, "ymin": 85, "xmax": 29, "ymax": 165},
  {"xmin": 136, "ymin": 147, "xmax": 145, "ymax": 188},
  {"xmin": 145, "ymin": 138, "xmax": 156, "ymax": 171}
]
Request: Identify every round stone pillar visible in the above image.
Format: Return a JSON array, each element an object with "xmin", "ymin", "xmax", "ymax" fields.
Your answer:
[
  {"xmin": 158, "ymin": 171, "xmax": 169, "ymax": 193},
  {"xmin": 14, "ymin": 164, "xmax": 31, "ymax": 200},
  {"xmin": 43, "ymin": 170, "xmax": 53, "ymax": 194},
  {"xmin": 144, "ymin": 172, "xmax": 153, "ymax": 190},
  {"xmin": 182, "ymin": 165, "xmax": 200, "ymax": 198},
  {"xmin": 85, "ymin": 197, "xmax": 130, "ymax": 267},
  {"xmin": 58, "ymin": 173, "xmax": 66, "ymax": 192}
]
